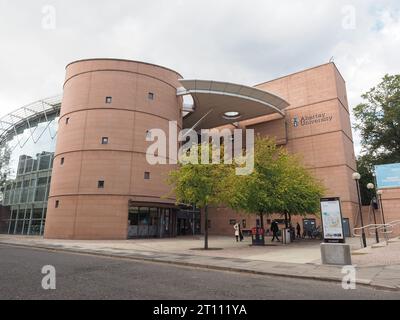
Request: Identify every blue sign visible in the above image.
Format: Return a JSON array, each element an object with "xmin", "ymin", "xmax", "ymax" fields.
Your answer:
[{"xmin": 375, "ymin": 163, "xmax": 400, "ymax": 189}]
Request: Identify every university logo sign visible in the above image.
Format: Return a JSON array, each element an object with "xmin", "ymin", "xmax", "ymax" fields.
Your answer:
[{"xmin": 293, "ymin": 113, "xmax": 333, "ymax": 127}]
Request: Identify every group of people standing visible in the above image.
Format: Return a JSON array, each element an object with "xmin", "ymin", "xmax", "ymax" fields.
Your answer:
[{"xmin": 234, "ymin": 220, "xmax": 303, "ymax": 242}]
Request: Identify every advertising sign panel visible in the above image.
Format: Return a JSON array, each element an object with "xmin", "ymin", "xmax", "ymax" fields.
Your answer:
[
  {"xmin": 320, "ymin": 197, "xmax": 345, "ymax": 243},
  {"xmin": 375, "ymin": 163, "xmax": 400, "ymax": 189}
]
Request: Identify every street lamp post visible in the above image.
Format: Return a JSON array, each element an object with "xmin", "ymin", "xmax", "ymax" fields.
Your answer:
[
  {"xmin": 352, "ymin": 172, "xmax": 367, "ymax": 248},
  {"xmin": 377, "ymin": 190, "xmax": 387, "ymax": 232},
  {"xmin": 367, "ymin": 183, "xmax": 379, "ymax": 243}
]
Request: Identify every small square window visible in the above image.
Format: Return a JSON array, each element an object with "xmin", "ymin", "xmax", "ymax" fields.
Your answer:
[
  {"xmin": 102, "ymin": 137, "xmax": 109, "ymax": 145},
  {"xmin": 55, "ymin": 200, "xmax": 59, "ymax": 208},
  {"xmin": 60, "ymin": 157, "xmax": 65, "ymax": 165},
  {"xmin": 105, "ymin": 96, "xmax": 112, "ymax": 104},
  {"xmin": 144, "ymin": 172, "xmax": 150, "ymax": 180},
  {"xmin": 66, "ymin": 117, "xmax": 70, "ymax": 124},
  {"xmin": 148, "ymin": 92, "xmax": 154, "ymax": 100},
  {"xmin": 98, "ymin": 180, "xmax": 105, "ymax": 188}
]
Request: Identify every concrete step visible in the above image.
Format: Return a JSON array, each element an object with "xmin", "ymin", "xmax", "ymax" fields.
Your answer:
[
  {"xmin": 352, "ymin": 247, "xmax": 372, "ymax": 255},
  {"xmin": 388, "ymin": 238, "xmax": 400, "ymax": 243},
  {"xmin": 371, "ymin": 242, "xmax": 388, "ymax": 248}
]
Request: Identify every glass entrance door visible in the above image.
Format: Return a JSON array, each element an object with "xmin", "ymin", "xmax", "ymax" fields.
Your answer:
[{"xmin": 128, "ymin": 206, "xmax": 176, "ymax": 239}]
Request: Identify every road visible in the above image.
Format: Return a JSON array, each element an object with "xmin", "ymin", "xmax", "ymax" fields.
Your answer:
[{"xmin": 0, "ymin": 244, "xmax": 399, "ymax": 300}]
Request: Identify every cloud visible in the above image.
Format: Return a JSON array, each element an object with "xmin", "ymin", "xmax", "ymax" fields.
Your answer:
[{"xmin": 1, "ymin": 0, "xmax": 400, "ymax": 156}]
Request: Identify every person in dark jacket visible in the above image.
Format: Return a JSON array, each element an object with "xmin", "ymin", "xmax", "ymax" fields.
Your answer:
[
  {"xmin": 296, "ymin": 222, "xmax": 302, "ymax": 238},
  {"xmin": 271, "ymin": 220, "xmax": 280, "ymax": 242}
]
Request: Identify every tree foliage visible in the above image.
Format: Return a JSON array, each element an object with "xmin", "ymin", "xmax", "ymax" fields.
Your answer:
[
  {"xmin": 0, "ymin": 145, "xmax": 11, "ymax": 196},
  {"xmin": 226, "ymin": 137, "xmax": 325, "ymax": 227},
  {"xmin": 353, "ymin": 74, "xmax": 400, "ymax": 203},
  {"xmin": 168, "ymin": 137, "xmax": 324, "ymax": 247},
  {"xmin": 353, "ymin": 74, "xmax": 400, "ymax": 163},
  {"xmin": 167, "ymin": 144, "xmax": 232, "ymax": 249}
]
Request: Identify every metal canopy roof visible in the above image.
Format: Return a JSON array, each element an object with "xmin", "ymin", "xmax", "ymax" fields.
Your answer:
[
  {"xmin": 0, "ymin": 95, "xmax": 62, "ymax": 145},
  {"xmin": 178, "ymin": 79, "xmax": 289, "ymax": 129}
]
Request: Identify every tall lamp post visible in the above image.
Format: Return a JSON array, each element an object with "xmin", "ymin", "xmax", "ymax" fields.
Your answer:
[
  {"xmin": 377, "ymin": 190, "xmax": 387, "ymax": 232},
  {"xmin": 352, "ymin": 172, "xmax": 367, "ymax": 248},
  {"xmin": 367, "ymin": 183, "xmax": 379, "ymax": 243}
]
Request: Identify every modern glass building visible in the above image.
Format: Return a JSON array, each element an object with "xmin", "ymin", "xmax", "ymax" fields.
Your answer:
[{"xmin": 0, "ymin": 96, "xmax": 60, "ymax": 235}]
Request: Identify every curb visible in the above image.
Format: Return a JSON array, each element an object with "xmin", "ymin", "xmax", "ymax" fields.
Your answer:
[{"xmin": 1, "ymin": 241, "xmax": 398, "ymax": 292}]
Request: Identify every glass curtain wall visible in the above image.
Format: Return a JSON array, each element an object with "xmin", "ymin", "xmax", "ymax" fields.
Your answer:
[{"xmin": 0, "ymin": 107, "xmax": 59, "ymax": 235}]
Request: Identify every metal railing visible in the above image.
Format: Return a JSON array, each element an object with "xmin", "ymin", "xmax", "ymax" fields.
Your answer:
[{"xmin": 353, "ymin": 220, "xmax": 400, "ymax": 248}]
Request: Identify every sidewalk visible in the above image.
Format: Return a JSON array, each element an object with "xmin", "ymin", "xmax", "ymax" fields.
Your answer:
[{"xmin": 1, "ymin": 235, "xmax": 399, "ymax": 291}]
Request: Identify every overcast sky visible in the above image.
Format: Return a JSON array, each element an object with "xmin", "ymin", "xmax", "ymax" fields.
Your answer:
[{"xmin": 1, "ymin": 0, "xmax": 400, "ymax": 155}]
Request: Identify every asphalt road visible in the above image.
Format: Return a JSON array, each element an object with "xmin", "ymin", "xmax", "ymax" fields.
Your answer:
[{"xmin": 0, "ymin": 244, "xmax": 399, "ymax": 300}]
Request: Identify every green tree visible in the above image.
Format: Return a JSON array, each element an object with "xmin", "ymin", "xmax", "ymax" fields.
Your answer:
[
  {"xmin": 353, "ymin": 74, "xmax": 400, "ymax": 202},
  {"xmin": 356, "ymin": 154, "xmax": 375, "ymax": 205},
  {"xmin": 167, "ymin": 145, "xmax": 232, "ymax": 250},
  {"xmin": 353, "ymin": 74, "xmax": 400, "ymax": 163},
  {"xmin": 0, "ymin": 144, "xmax": 11, "ymax": 198},
  {"xmin": 227, "ymin": 137, "xmax": 325, "ymax": 237}
]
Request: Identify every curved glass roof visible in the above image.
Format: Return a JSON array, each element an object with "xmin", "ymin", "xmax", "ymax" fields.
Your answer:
[{"xmin": 0, "ymin": 95, "xmax": 62, "ymax": 145}]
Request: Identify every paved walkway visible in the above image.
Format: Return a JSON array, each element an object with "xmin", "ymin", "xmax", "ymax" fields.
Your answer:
[{"xmin": 1, "ymin": 235, "xmax": 399, "ymax": 291}]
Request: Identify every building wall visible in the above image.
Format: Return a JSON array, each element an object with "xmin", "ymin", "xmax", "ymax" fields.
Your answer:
[
  {"xmin": 44, "ymin": 59, "xmax": 182, "ymax": 240},
  {"xmin": 208, "ymin": 63, "xmax": 359, "ymax": 236},
  {"xmin": 378, "ymin": 188, "xmax": 400, "ymax": 237}
]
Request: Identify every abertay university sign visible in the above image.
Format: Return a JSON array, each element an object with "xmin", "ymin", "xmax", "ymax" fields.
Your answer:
[
  {"xmin": 293, "ymin": 113, "xmax": 333, "ymax": 127},
  {"xmin": 375, "ymin": 163, "xmax": 400, "ymax": 189}
]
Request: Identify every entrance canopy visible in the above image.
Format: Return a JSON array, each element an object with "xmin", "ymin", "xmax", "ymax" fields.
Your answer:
[{"xmin": 177, "ymin": 79, "xmax": 289, "ymax": 129}]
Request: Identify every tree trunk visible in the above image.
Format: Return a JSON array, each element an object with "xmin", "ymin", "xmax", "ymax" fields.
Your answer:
[
  {"xmin": 284, "ymin": 211, "xmax": 289, "ymax": 228},
  {"xmin": 259, "ymin": 211, "xmax": 265, "ymax": 245},
  {"xmin": 259, "ymin": 212, "xmax": 264, "ymax": 229},
  {"xmin": 204, "ymin": 205, "xmax": 209, "ymax": 250}
]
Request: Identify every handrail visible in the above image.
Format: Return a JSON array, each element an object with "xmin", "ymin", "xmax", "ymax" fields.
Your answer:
[
  {"xmin": 352, "ymin": 220, "xmax": 400, "ymax": 248},
  {"xmin": 375, "ymin": 219, "xmax": 400, "ymax": 234}
]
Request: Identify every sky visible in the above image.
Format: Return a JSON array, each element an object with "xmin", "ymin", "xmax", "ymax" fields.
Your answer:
[{"xmin": 1, "ymin": 0, "xmax": 400, "ymax": 155}]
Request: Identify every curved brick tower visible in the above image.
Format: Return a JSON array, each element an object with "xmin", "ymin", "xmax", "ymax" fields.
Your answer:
[{"xmin": 44, "ymin": 59, "xmax": 182, "ymax": 239}]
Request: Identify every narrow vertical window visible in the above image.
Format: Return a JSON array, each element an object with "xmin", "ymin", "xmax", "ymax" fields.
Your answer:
[
  {"xmin": 55, "ymin": 200, "xmax": 59, "ymax": 208},
  {"xmin": 148, "ymin": 92, "xmax": 154, "ymax": 100},
  {"xmin": 60, "ymin": 157, "xmax": 64, "ymax": 165},
  {"xmin": 98, "ymin": 180, "xmax": 105, "ymax": 188},
  {"xmin": 66, "ymin": 117, "xmax": 70, "ymax": 124},
  {"xmin": 144, "ymin": 172, "xmax": 150, "ymax": 180}
]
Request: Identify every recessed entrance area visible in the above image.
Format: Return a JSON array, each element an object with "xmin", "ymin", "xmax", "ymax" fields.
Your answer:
[
  {"xmin": 128, "ymin": 206, "xmax": 177, "ymax": 239},
  {"xmin": 177, "ymin": 206, "xmax": 201, "ymax": 236}
]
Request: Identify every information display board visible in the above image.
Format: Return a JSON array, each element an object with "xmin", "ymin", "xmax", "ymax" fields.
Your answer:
[
  {"xmin": 375, "ymin": 163, "xmax": 400, "ymax": 189},
  {"xmin": 320, "ymin": 197, "xmax": 345, "ymax": 243}
]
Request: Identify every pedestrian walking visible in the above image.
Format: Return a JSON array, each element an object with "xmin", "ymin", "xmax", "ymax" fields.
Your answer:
[
  {"xmin": 271, "ymin": 220, "xmax": 280, "ymax": 242},
  {"xmin": 239, "ymin": 224, "xmax": 244, "ymax": 241},
  {"xmin": 234, "ymin": 223, "xmax": 240, "ymax": 242},
  {"xmin": 296, "ymin": 222, "xmax": 301, "ymax": 239}
]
